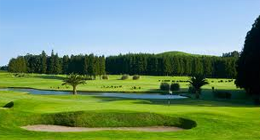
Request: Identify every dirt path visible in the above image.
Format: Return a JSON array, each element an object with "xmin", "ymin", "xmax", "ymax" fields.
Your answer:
[{"xmin": 22, "ymin": 125, "xmax": 184, "ymax": 132}]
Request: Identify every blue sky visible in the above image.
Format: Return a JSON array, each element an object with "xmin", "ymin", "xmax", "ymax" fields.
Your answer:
[{"xmin": 0, "ymin": 0, "xmax": 259, "ymax": 65}]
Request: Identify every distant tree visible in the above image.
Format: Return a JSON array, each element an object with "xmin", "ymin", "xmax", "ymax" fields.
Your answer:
[
  {"xmin": 236, "ymin": 15, "xmax": 260, "ymax": 105},
  {"xmin": 189, "ymin": 75, "xmax": 209, "ymax": 99},
  {"xmin": 62, "ymin": 55, "xmax": 70, "ymax": 74},
  {"xmin": 62, "ymin": 74, "xmax": 86, "ymax": 95},
  {"xmin": 172, "ymin": 57, "xmax": 181, "ymax": 75},
  {"xmin": 8, "ymin": 56, "xmax": 27, "ymax": 73},
  {"xmin": 202, "ymin": 57, "xmax": 213, "ymax": 77},
  {"xmin": 47, "ymin": 50, "xmax": 55, "ymax": 74},
  {"xmin": 222, "ymin": 51, "xmax": 240, "ymax": 58},
  {"xmin": 162, "ymin": 57, "xmax": 172, "ymax": 76},
  {"xmin": 171, "ymin": 83, "xmax": 180, "ymax": 91},
  {"xmin": 53, "ymin": 53, "xmax": 62, "ymax": 74},
  {"xmin": 0, "ymin": 65, "xmax": 8, "ymax": 71},
  {"xmin": 40, "ymin": 51, "xmax": 47, "ymax": 74}
]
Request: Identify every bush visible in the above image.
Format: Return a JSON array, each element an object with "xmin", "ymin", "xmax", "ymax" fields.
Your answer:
[
  {"xmin": 3, "ymin": 101, "xmax": 14, "ymax": 108},
  {"xmin": 132, "ymin": 75, "xmax": 140, "ymax": 80},
  {"xmin": 213, "ymin": 91, "xmax": 232, "ymax": 99},
  {"xmin": 102, "ymin": 75, "xmax": 108, "ymax": 80},
  {"xmin": 188, "ymin": 86, "xmax": 196, "ymax": 94},
  {"xmin": 160, "ymin": 83, "xmax": 170, "ymax": 91},
  {"xmin": 171, "ymin": 83, "xmax": 180, "ymax": 91},
  {"xmin": 121, "ymin": 74, "xmax": 129, "ymax": 80}
]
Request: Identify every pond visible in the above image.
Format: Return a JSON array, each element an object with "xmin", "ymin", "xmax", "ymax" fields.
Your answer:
[{"xmin": 0, "ymin": 88, "xmax": 187, "ymax": 100}]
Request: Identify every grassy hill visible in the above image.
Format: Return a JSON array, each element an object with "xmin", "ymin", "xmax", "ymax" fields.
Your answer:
[{"xmin": 157, "ymin": 51, "xmax": 217, "ymax": 57}]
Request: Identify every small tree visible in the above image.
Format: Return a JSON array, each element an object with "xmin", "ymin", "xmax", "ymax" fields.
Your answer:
[
  {"xmin": 160, "ymin": 83, "xmax": 170, "ymax": 91},
  {"xmin": 189, "ymin": 75, "xmax": 208, "ymax": 99},
  {"xmin": 62, "ymin": 74, "xmax": 86, "ymax": 95},
  {"xmin": 133, "ymin": 75, "xmax": 140, "ymax": 80},
  {"xmin": 171, "ymin": 83, "xmax": 180, "ymax": 91}
]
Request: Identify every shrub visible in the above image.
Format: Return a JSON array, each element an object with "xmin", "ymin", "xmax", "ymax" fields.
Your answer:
[
  {"xmin": 188, "ymin": 86, "xmax": 196, "ymax": 94},
  {"xmin": 160, "ymin": 83, "xmax": 170, "ymax": 91},
  {"xmin": 213, "ymin": 91, "xmax": 232, "ymax": 99},
  {"xmin": 171, "ymin": 83, "xmax": 180, "ymax": 91},
  {"xmin": 132, "ymin": 75, "xmax": 140, "ymax": 80},
  {"xmin": 3, "ymin": 101, "xmax": 14, "ymax": 108},
  {"xmin": 102, "ymin": 75, "xmax": 108, "ymax": 80},
  {"xmin": 121, "ymin": 74, "xmax": 129, "ymax": 80}
]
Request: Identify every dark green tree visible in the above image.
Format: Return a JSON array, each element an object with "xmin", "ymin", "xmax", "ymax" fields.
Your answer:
[
  {"xmin": 189, "ymin": 75, "xmax": 209, "ymax": 99},
  {"xmin": 40, "ymin": 51, "xmax": 47, "ymax": 74},
  {"xmin": 236, "ymin": 15, "xmax": 260, "ymax": 105},
  {"xmin": 53, "ymin": 53, "xmax": 62, "ymax": 74},
  {"xmin": 47, "ymin": 50, "xmax": 55, "ymax": 74},
  {"xmin": 8, "ymin": 56, "xmax": 27, "ymax": 73}
]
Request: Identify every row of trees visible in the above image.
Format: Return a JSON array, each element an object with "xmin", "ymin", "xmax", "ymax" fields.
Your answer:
[
  {"xmin": 8, "ymin": 50, "xmax": 106, "ymax": 78},
  {"xmin": 8, "ymin": 50, "xmax": 237, "ymax": 78},
  {"xmin": 106, "ymin": 53, "xmax": 238, "ymax": 78}
]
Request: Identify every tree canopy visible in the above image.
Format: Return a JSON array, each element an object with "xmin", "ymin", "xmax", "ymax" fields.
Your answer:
[{"xmin": 236, "ymin": 15, "xmax": 260, "ymax": 104}]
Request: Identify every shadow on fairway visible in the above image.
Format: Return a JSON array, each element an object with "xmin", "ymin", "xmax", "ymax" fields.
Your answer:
[
  {"xmin": 93, "ymin": 95, "xmax": 254, "ymax": 107},
  {"xmin": 35, "ymin": 75, "xmax": 64, "ymax": 80}
]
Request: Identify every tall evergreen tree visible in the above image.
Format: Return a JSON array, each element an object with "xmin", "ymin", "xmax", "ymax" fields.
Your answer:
[
  {"xmin": 62, "ymin": 55, "xmax": 70, "ymax": 74},
  {"xmin": 40, "ymin": 51, "xmax": 47, "ymax": 74},
  {"xmin": 236, "ymin": 15, "xmax": 260, "ymax": 105},
  {"xmin": 53, "ymin": 53, "xmax": 62, "ymax": 74},
  {"xmin": 47, "ymin": 50, "xmax": 55, "ymax": 74}
]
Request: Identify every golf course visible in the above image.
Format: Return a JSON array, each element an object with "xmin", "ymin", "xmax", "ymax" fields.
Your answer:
[
  {"xmin": 0, "ymin": 71, "xmax": 260, "ymax": 140},
  {"xmin": 1, "ymin": 1, "xmax": 260, "ymax": 139}
]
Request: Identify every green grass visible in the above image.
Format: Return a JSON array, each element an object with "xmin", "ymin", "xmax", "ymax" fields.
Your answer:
[
  {"xmin": 0, "ymin": 72, "xmax": 259, "ymax": 140},
  {"xmin": 0, "ymin": 72, "xmax": 242, "ymax": 95},
  {"xmin": 0, "ymin": 90, "xmax": 260, "ymax": 140}
]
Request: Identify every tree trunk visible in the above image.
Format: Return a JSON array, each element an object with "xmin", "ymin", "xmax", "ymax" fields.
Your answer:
[{"xmin": 72, "ymin": 86, "xmax": 77, "ymax": 95}]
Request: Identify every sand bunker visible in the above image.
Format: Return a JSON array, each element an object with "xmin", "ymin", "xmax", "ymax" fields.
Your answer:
[{"xmin": 22, "ymin": 125, "xmax": 184, "ymax": 132}]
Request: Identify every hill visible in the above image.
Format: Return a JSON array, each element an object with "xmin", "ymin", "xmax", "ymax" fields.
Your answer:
[{"xmin": 156, "ymin": 51, "xmax": 216, "ymax": 57}]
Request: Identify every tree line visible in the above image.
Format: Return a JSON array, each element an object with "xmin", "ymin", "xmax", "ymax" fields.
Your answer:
[
  {"xmin": 8, "ymin": 50, "xmax": 238, "ymax": 78},
  {"xmin": 8, "ymin": 50, "xmax": 106, "ymax": 78},
  {"xmin": 106, "ymin": 53, "xmax": 238, "ymax": 78}
]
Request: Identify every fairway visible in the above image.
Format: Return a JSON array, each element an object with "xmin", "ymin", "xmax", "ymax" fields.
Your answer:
[
  {"xmin": 0, "ymin": 90, "xmax": 260, "ymax": 140},
  {"xmin": 0, "ymin": 72, "xmax": 242, "ymax": 93},
  {"xmin": 0, "ymin": 72, "xmax": 259, "ymax": 140}
]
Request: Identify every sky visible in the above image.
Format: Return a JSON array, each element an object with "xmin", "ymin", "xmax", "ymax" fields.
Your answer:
[{"xmin": 0, "ymin": 0, "xmax": 259, "ymax": 66}]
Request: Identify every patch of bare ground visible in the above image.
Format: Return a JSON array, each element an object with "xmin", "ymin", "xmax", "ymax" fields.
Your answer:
[{"xmin": 22, "ymin": 125, "xmax": 184, "ymax": 132}]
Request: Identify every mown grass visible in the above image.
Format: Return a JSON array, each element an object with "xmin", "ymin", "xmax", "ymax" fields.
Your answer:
[
  {"xmin": 0, "ymin": 72, "xmax": 242, "ymax": 95},
  {"xmin": 0, "ymin": 90, "xmax": 260, "ymax": 140},
  {"xmin": 0, "ymin": 72, "xmax": 259, "ymax": 140}
]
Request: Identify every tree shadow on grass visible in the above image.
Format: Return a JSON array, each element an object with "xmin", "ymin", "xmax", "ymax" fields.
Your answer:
[
  {"xmin": 34, "ymin": 75, "xmax": 64, "ymax": 80},
  {"xmin": 93, "ymin": 95, "xmax": 254, "ymax": 107}
]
